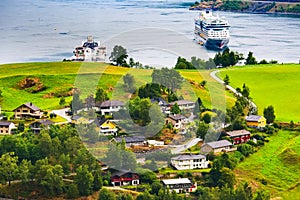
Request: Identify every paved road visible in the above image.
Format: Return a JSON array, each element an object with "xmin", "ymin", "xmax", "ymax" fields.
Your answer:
[
  {"xmin": 51, "ymin": 108, "xmax": 72, "ymax": 123},
  {"xmin": 171, "ymin": 138, "xmax": 202, "ymax": 154},
  {"xmin": 210, "ymin": 70, "xmax": 257, "ymax": 112}
]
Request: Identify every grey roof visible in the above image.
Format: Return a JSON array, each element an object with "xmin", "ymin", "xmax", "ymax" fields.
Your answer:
[
  {"xmin": 171, "ymin": 154, "xmax": 206, "ymax": 161},
  {"xmin": 226, "ymin": 129, "xmax": 250, "ymax": 137},
  {"xmin": 203, "ymin": 140, "xmax": 233, "ymax": 149},
  {"xmin": 0, "ymin": 121, "xmax": 13, "ymax": 126},
  {"xmin": 246, "ymin": 115, "xmax": 263, "ymax": 122},
  {"xmin": 71, "ymin": 115, "xmax": 83, "ymax": 120},
  {"xmin": 100, "ymin": 100, "xmax": 124, "ymax": 108},
  {"xmin": 162, "ymin": 178, "xmax": 191, "ymax": 185},
  {"xmin": 14, "ymin": 102, "xmax": 41, "ymax": 111},
  {"xmin": 150, "ymin": 97, "xmax": 168, "ymax": 106},
  {"xmin": 168, "ymin": 114, "xmax": 186, "ymax": 121},
  {"xmin": 114, "ymin": 136, "xmax": 146, "ymax": 143},
  {"xmin": 170, "ymin": 100, "xmax": 195, "ymax": 106}
]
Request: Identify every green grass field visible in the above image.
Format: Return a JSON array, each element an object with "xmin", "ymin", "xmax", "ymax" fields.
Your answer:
[
  {"xmin": 235, "ymin": 130, "xmax": 300, "ymax": 199},
  {"xmin": 0, "ymin": 62, "xmax": 235, "ymax": 112},
  {"xmin": 217, "ymin": 64, "xmax": 300, "ymax": 122}
]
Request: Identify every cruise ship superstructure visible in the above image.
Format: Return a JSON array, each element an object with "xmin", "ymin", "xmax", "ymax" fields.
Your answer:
[
  {"xmin": 71, "ymin": 36, "xmax": 106, "ymax": 61},
  {"xmin": 194, "ymin": 10, "xmax": 230, "ymax": 50}
]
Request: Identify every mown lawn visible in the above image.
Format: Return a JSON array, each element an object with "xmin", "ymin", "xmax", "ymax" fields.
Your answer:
[
  {"xmin": 235, "ymin": 130, "xmax": 300, "ymax": 199},
  {"xmin": 217, "ymin": 64, "xmax": 300, "ymax": 122}
]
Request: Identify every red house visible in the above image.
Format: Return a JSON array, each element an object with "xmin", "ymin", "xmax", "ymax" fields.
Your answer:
[
  {"xmin": 111, "ymin": 171, "xmax": 139, "ymax": 186},
  {"xmin": 226, "ymin": 129, "xmax": 251, "ymax": 145}
]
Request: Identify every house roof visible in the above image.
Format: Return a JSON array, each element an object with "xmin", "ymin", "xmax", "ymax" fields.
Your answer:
[
  {"xmin": 71, "ymin": 115, "xmax": 83, "ymax": 120},
  {"xmin": 32, "ymin": 119, "xmax": 54, "ymax": 126},
  {"xmin": 170, "ymin": 100, "xmax": 195, "ymax": 106},
  {"xmin": 246, "ymin": 115, "xmax": 263, "ymax": 122},
  {"xmin": 171, "ymin": 154, "xmax": 206, "ymax": 161},
  {"xmin": 111, "ymin": 170, "xmax": 138, "ymax": 177},
  {"xmin": 167, "ymin": 114, "xmax": 186, "ymax": 121},
  {"xmin": 226, "ymin": 129, "xmax": 250, "ymax": 137},
  {"xmin": 98, "ymin": 118, "xmax": 116, "ymax": 127},
  {"xmin": 162, "ymin": 178, "xmax": 191, "ymax": 185},
  {"xmin": 114, "ymin": 136, "xmax": 146, "ymax": 143},
  {"xmin": 0, "ymin": 121, "xmax": 14, "ymax": 126},
  {"xmin": 100, "ymin": 100, "xmax": 125, "ymax": 108},
  {"xmin": 14, "ymin": 102, "xmax": 41, "ymax": 111},
  {"xmin": 150, "ymin": 97, "xmax": 168, "ymax": 106},
  {"xmin": 203, "ymin": 140, "xmax": 233, "ymax": 149}
]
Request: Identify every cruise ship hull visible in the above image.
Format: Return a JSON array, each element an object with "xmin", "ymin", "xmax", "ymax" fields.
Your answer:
[
  {"xmin": 205, "ymin": 38, "xmax": 229, "ymax": 50},
  {"xmin": 194, "ymin": 34, "xmax": 229, "ymax": 51}
]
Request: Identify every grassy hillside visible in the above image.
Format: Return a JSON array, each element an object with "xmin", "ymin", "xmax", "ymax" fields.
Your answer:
[
  {"xmin": 0, "ymin": 62, "xmax": 234, "ymax": 112},
  {"xmin": 235, "ymin": 130, "xmax": 300, "ymax": 199},
  {"xmin": 217, "ymin": 64, "xmax": 300, "ymax": 122}
]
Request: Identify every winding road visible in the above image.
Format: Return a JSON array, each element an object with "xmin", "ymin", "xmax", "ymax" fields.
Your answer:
[{"xmin": 210, "ymin": 70, "xmax": 257, "ymax": 112}]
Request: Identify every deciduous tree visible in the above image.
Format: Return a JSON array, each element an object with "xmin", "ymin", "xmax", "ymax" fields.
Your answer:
[
  {"xmin": 0, "ymin": 152, "xmax": 18, "ymax": 186},
  {"xmin": 263, "ymin": 105, "xmax": 275, "ymax": 124}
]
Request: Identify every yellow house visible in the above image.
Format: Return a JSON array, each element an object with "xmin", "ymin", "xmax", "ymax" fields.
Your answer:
[
  {"xmin": 246, "ymin": 115, "xmax": 266, "ymax": 129},
  {"xmin": 99, "ymin": 119, "xmax": 118, "ymax": 136}
]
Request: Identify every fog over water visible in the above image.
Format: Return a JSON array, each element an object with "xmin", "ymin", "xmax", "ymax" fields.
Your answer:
[{"xmin": 1, "ymin": 0, "xmax": 299, "ymax": 65}]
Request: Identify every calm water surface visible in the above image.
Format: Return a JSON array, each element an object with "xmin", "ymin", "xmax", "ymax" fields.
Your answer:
[{"xmin": 0, "ymin": 0, "xmax": 299, "ymax": 65}]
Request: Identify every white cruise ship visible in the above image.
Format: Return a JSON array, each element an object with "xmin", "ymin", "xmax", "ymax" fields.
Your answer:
[
  {"xmin": 194, "ymin": 10, "xmax": 230, "ymax": 50},
  {"xmin": 70, "ymin": 36, "xmax": 106, "ymax": 62}
]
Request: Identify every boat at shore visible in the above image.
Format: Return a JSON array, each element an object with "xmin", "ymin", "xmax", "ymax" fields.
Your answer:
[
  {"xmin": 69, "ymin": 36, "xmax": 106, "ymax": 62},
  {"xmin": 194, "ymin": 10, "xmax": 230, "ymax": 50}
]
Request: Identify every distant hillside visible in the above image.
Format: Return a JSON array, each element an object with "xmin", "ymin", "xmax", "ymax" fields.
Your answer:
[{"xmin": 190, "ymin": 0, "xmax": 300, "ymax": 14}]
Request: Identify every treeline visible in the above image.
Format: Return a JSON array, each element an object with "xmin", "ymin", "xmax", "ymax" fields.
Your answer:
[{"xmin": 174, "ymin": 49, "xmax": 278, "ymax": 70}]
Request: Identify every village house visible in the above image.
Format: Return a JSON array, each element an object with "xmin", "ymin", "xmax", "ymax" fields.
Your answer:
[
  {"xmin": 226, "ymin": 129, "xmax": 251, "ymax": 145},
  {"xmin": 147, "ymin": 140, "xmax": 165, "ymax": 147},
  {"xmin": 201, "ymin": 140, "xmax": 236, "ymax": 154},
  {"xmin": 98, "ymin": 118, "xmax": 118, "ymax": 136},
  {"xmin": 113, "ymin": 136, "xmax": 146, "ymax": 148},
  {"xmin": 246, "ymin": 115, "xmax": 266, "ymax": 129},
  {"xmin": 110, "ymin": 171, "xmax": 140, "ymax": 186},
  {"xmin": 30, "ymin": 119, "xmax": 54, "ymax": 134},
  {"xmin": 0, "ymin": 121, "xmax": 16, "ymax": 135},
  {"xmin": 170, "ymin": 100, "xmax": 195, "ymax": 112},
  {"xmin": 13, "ymin": 102, "xmax": 43, "ymax": 119},
  {"xmin": 151, "ymin": 97, "xmax": 170, "ymax": 114},
  {"xmin": 161, "ymin": 178, "xmax": 197, "ymax": 193},
  {"xmin": 165, "ymin": 114, "xmax": 186, "ymax": 129},
  {"xmin": 171, "ymin": 154, "xmax": 209, "ymax": 170},
  {"xmin": 100, "ymin": 100, "xmax": 124, "ymax": 115}
]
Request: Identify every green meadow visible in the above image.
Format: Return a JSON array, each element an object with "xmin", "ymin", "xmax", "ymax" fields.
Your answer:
[
  {"xmin": 235, "ymin": 130, "xmax": 300, "ymax": 199},
  {"xmin": 217, "ymin": 64, "xmax": 300, "ymax": 122},
  {"xmin": 0, "ymin": 62, "xmax": 234, "ymax": 112}
]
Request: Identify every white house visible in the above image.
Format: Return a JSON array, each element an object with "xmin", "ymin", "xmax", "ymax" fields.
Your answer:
[
  {"xmin": 171, "ymin": 154, "xmax": 209, "ymax": 170},
  {"xmin": 100, "ymin": 100, "xmax": 125, "ymax": 115},
  {"xmin": 0, "ymin": 121, "xmax": 16, "ymax": 135},
  {"xmin": 161, "ymin": 178, "xmax": 197, "ymax": 193},
  {"xmin": 170, "ymin": 100, "xmax": 195, "ymax": 112}
]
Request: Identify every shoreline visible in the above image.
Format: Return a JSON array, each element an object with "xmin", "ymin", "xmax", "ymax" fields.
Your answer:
[{"xmin": 190, "ymin": 7, "xmax": 300, "ymax": 17}]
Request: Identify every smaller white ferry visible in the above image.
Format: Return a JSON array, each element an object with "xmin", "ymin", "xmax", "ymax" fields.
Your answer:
[{"xmin": 70, "ymin": 36, "xmax": 106, "ymax": 62}]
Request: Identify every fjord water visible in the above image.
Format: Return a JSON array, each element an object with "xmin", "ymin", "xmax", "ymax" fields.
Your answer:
[{"xmin": 0, "ymin": 0, "xmax": 299, "ymax": 65}]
